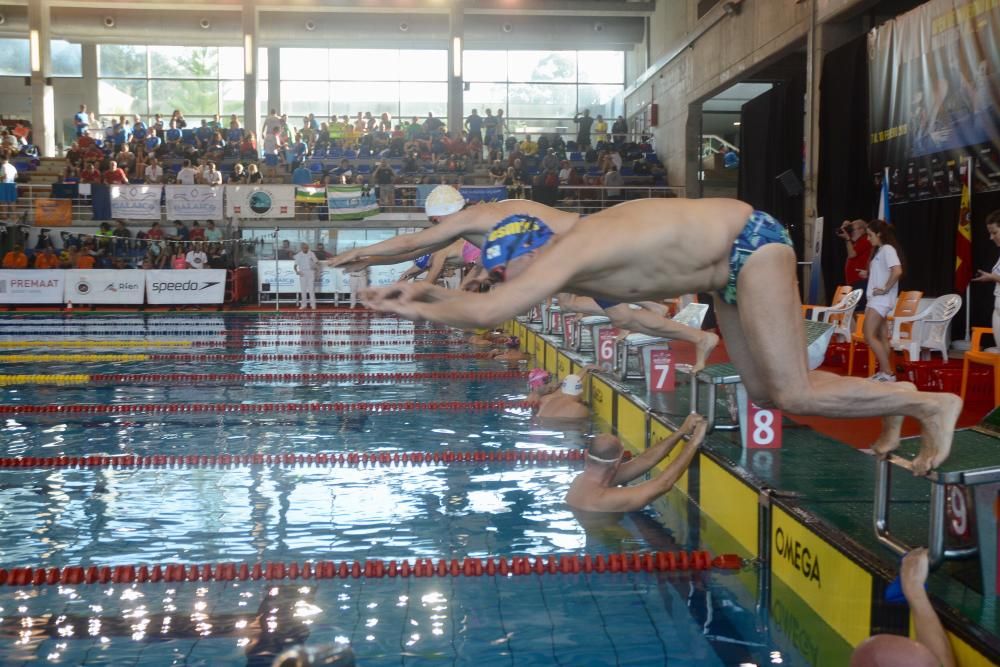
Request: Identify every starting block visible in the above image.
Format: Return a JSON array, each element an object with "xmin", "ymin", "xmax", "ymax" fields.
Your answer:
[
  {"xmin": 611, "ymin": 304, "xmax": 711, "ymax": 382},
  {"xmin": 570, "ymin": 315, "xmax": 612, "ymax": 354},
  {"xmin": 528, "ymin": 304, "xmax": 543, "ymax": 324},
  {"xmin": 876, "ymin": 407, "xmax": 1000, "ymax": 583},
  {"xmin": 541, "ymin": 303, "xmax": 563, "ymax": 336}
]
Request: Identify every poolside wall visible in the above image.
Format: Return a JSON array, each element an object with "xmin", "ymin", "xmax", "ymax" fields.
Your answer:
[{"xmin": 506, "ymin": 319, "xmax": 998, "ymax": 667}]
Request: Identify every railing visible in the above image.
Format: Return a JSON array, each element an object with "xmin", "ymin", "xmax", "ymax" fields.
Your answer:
[
  {"xmin": 701, "ymin": 134, "xmax": 739, "ymax": 159},
  {"xmin": 3, "ymin": 183, "xmax": 685, "ymax": 228}
]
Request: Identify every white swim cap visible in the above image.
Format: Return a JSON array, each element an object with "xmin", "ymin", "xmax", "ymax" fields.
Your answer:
[
  {"xmin": 561, "ymin": 374, "xmax": 584, "ymax": 396},
  {"xmin": 425, "ymin": 184, "xmax": 465, "ymax": 217}
]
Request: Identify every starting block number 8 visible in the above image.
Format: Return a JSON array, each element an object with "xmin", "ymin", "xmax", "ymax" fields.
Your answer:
[{"xmin": 747, "ymin": 403, "xmax": 782, "ymax": 449}]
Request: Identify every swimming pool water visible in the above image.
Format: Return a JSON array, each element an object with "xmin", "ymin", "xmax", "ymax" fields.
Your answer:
[{"xmin": 0, "ymin": 314, "xmax": 839, "ymax": 665}]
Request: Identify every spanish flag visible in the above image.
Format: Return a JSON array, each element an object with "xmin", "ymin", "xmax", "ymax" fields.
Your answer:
[{"xmin": 955, "ymin": 157, "xmax": 973, "ymax": 292}]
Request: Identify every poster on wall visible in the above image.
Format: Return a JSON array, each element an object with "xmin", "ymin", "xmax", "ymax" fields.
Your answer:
[
  {"xmin": 64, "ymin": 269, "xmax": 144, "ymax": 305},
  {"xmin": 0, "ymin": 270, "xmax": 64, "ymax": 304},
  {"xmin": 165, "ymin": 185, "xmax": 224, "ymax": 221},
  {"xmin": 257, "ymin": 261, "xmax": 344, "ymax": 293},
  {"xmin": 369, "ymin": 263, "xmax": 412, "ymax": 286},
  {"xmin": 110, "ymin": 185, "xmax": 163, "ymax": 219},
  {"xmin": 145, "ymin": 269, "xmax": 227, "ymax": 304},
  {"xmin": 226, "ymin": 186, "xmax": 295, "ymax": 219},
  {"xmin": 34, "ymin": 199, "xmax": 73, "ymax": 227},
  {"xmin": 868, "ymin": 0, "xmax": 1000, "ymax": 202}
]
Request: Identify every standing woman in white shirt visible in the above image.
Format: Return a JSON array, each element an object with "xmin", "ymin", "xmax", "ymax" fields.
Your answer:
[
  {"xmin": 293, "ymin": 242, "xmax": 319, "ymax": 310},
  {"xmin": 863, "ymin": 220, "xmax": 904, "ymax": 382},
  {"xmin": 971, "ymin": 210, "xmax": 1000, "ymax": 349}
]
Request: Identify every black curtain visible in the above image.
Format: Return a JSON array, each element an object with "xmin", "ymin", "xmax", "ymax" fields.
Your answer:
[
  {"xmin": 817, "ymin": 36, "xmax": 876, "ymax": 302},
  {"xmin": 969, "ymin": 190, "xmax": 1000, "ymax": 336},
  {"xmin": 738, "ymin": 76, "xmax": 807, "ymax": 256}
]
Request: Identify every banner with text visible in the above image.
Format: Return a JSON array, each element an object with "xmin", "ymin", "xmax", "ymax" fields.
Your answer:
[
  {"xmin": 165, "ymin": 185, "xmax": 224, "ymax": 221},
  {"xmin": 0, "ymin": 270, "xmax": 65, "ymax": 304},
  {"xmin": 64, "ymin": 269, "xmax": 145, "ymax": 305},
  {"xmin": 327, "ymin": 185, "xmax": 380, "ymax": 220},
  {"xmin": 110, "ymin": 185, "xmax": 163, "ymax": 220},
  {"xmin": 145, "ymin": 269, "xmax": 227, "ymax": 304},
  {"xmin": 868, "ymin": 0, "xmax": 1000, "ymax": 201},
  {"xmin": 226, "ymin": 186, "xmax": 295, "ymax": 219},
  {"xmin": 369, "ymin": 262, "xmax": 412, "ymax": 287},
  {"xmin": 257, "ymin": 261, "xmax": 344, "ymax": 293}
]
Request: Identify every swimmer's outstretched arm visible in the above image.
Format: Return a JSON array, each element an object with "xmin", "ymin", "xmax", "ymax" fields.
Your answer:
[
  {"xmin": 328, "ymin": 208, "xmax": 481, "ymax": 268},
  {"xmin": 557, "ymin": 293, "xmax": 605, "ymax": 316},
  {"xmin": 613, "ymin": 413, "xmax": 702, "ymax": 485},
  {"xmin": 902, "ymin": 548, "xmax": 956, "ymax": 667}
]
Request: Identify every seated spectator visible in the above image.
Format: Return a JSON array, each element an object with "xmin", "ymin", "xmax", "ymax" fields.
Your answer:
[
  {"xmin": 2, "ymin": 244, "xmax": 28, "ymax": 269},
  {"xmin": 176, "ymin": 160, "xmax": 198, "ymax": 186},
  {"xmin": 240, "ymin": 132, "xmax": 258, "ymax": 160},
  {"xmin": 203, "ymin": 162, "xmax": 223, "ymax": 186},
  {"xmin": 59, "ymin": 247, "xmax": 78, "ymax": 269},
  {"xmin": 314, "ymin": 242, "xmax": 331, "ymax": 260},
  {"xmin": 277, "ymin": 239, "xmax": 293, "ymax": 260},
  {"xmin": 558, "ymin": 160, "xmax": 572, "ymax": 185},
  {"xmin": 61, "ymin": 165, "xmax": 80, "ymax": 183},
  {"xmin": 205, "ymin": 132, "xmax": 226, "ymax": 162},
  {"xmin": 95, "ymin": 222, "xmax": 114, "ymax": 253},
  {"xmin": 144, "ymin": 130, "xmax": 162, "ymax": 155},
  {"xmin": 228, "ymin": 163, "xmax": 247, "ymax": 184},
  {"xmin": 169, "ymin": 220, "xmax": 190, "ymax": 242},
  {"xmin": 206, "ymin": 242, "xmax": 228, "ymax": 269},
  {"xmin": 372, "ymin": 160, "xmax": 396, "ymax": 207},
  {"xmin": 171, "ymin": 245, "xmax": 188, "ymax": 269},
  {"xmin": 65, "ymin": 142, "xmax": 83, "ymax": 167},
  {"xmin": 103, "ymin": 160, "xmax": 128, "ymax": 185},
  {"xmin": 185, "ymin": 242, "xmax": 208, "ymax": 269},
  {"xmin": 146, "ymin": 242, "xmax": 168, "ymax": 269},
  {"xmin": 79, "ymin": 161, "xmax": 101, "ymax": 184},
  {"xmin": 204, "ymin": 220, "xmax": 223, "ymax": 242},
  {"xmin": 33, "ymin": 245, "xmax": 59, "ymax": 269},
  {"xmin": 147, "ymin": 221, "xmax": 165, "ymax": 240},
  {"xmin": 75, "ymin": 246, "xmax": 96, "ymax": 269},
  {"xmin": 247, "ymin": 163, "xmax": 263, "ymax": 184},
  {"xmin": 189, "ymin": 221, "xmax": 206, "ymax": 242},
  {"xmin": 170, "ymin": 109, "xmax": 187, "ymax": 129},
  {"xmin": 144, "ymin": 157, "xmax": 164, "ymax": 184},
  {"xmin": 292, "ymin": 164, "xmax": 314, "ymax": 185},
  {"xmin": 603, "ymin": 165, "xmax": 624, "ymax": 200},
  {"xmin": 229, "ymin": 114, "xmax": 241, "ymax": 131}
]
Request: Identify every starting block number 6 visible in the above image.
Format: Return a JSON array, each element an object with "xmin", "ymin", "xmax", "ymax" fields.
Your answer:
[
  {"xmin": 747, "ymin": 403, "xmax": 782, "ymax": 449},
  {"xmin": 597, "ymin": 328, "xmax": 619, "ymax": 369}
]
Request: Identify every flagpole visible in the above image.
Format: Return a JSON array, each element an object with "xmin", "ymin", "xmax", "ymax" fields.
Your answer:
[{"xmin": 952, "ymin": 156, "xmax": 974, "ymax": 351}]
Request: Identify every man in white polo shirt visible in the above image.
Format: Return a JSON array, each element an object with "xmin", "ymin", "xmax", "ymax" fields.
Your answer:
[
  {"xmin": 144, "ymin": 157, "xmax": 164, "ymax": 184},
  {"xmin": 293, "ymin": 242, "xmax": 318, "ymax": 310},
  {"xmin": 176, "ymin": 159, "xmax": 198, "ymax": 185}
]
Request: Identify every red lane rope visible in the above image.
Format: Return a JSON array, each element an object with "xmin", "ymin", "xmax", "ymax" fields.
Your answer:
[
  {"xmin": 0, "ymin": 551, "xmax": 744, "ymax": 587},
  {"xmin": 184, "ymin": 339, "xmax": 471, "ymax": 348},
  {"xmin": 0, "ymin": 328, "xmax": 460, "ymax": 337},
  {"xmin": 87, "ymin": 370, "xmax": 530, "ymax": 384},
  {"xmin": 0, "ymin": 400, "xmax": 531, "ymax": 416},
  {"xmin": 0, "ymin": 448, "xmax": 608, "ymax": 469},
  {"xmin": 146, "ymin": 352, "xmax": 496, "ymax": 361}
]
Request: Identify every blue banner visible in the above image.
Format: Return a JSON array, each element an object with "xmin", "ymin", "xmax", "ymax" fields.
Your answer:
[
  {"xmin": 0, "ymin": 183, "xmax": 15, "ymax": 203},
  {"xmin": 90, "ymin": 184, "xmax": 112, "ymax": 220},
  {"xmin": 459, "ymin": 186, "xmax": 508, "ymax": 204}
]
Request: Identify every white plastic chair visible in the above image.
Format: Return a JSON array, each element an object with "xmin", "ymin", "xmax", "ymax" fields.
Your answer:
[
  {"xmin": 890, "ymin": 293, "xmax": 962, "ymax": 361},
  {"xmin": 808, "ymin": 289, "xmax": 862, "ymax": 342}
]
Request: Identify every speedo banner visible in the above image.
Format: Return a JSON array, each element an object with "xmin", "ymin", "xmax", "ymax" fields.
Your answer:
[
  {"xmin": 64, "ymin": 269, "xmax": 144, "ymax": 305},
  {"xmin": 145, "ymin": 269, "xmax": 227, "ymax": 304},
  {"xmin": 868, "ymin": 0, "xmax": 1000, "ymax": 202},
  {"xmin": 0, "ymin": 270, "xmax": 65, "ymax": 304}
]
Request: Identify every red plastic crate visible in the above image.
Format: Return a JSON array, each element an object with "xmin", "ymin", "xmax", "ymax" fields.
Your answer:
[
  {"xmin": 932, "ymin": 366, "xmax": 993, "ymax": 401},
  {"xmin": 898, "ymin": 359, "xmax": 963, "ymax": 391}
]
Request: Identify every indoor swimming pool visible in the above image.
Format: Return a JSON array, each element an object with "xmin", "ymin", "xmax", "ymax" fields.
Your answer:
[{"xmin": 0, "ymin": 313, "xmax": 854, "ymax": 666}]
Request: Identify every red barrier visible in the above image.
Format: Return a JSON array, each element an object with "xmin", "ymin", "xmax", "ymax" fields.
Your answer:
[
  {"xmin": 0, "ymin": 448, "xmax": 599, "ymax": 469},
  {"xmin": 87, "ymin": 370, "xmax": 529, "ymax": 384},
  {"xmin": 0, "ymin": 550, "xmax": 741, "ymax": 587}
]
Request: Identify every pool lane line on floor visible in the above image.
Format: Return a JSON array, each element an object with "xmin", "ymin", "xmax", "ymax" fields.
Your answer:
[
  {"xmin": 0, "ymin": 448, "xmax": 619, "ymax": 469},
  {"xmin": 0, "ymin": 551, "xmax": 741, "ymax": 588},
  {"xmin": 0, "ymin": 370, "xmax": 530, "ymax": 386},
  {"xmin": 0, "ymin": 351, "xmax": 499, "ymax": 363},
  {"xmin": 0, "ymin": 399, "xmax": 532, "ymax": 416}
]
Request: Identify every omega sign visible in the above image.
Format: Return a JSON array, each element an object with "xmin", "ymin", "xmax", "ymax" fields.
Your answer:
[{"xmin": 775, "ymin": 527, "xmax": 821, "ymax": 586}]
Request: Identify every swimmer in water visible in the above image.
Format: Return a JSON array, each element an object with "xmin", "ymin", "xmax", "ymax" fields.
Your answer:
[
  {"xmin": 536, "ymin": 371, "xmax": 592, "ymax": 420},
  {"xmin": 566, "ymin": 413, "xmax": 706, "ymax": 513},
  {"xmin": 490, "ymin": 335, "xmax": 530, "ymax": 363}
]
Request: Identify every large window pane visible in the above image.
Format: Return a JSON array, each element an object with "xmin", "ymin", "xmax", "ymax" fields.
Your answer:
[
  {"xmin": 99, "ymin": 44, "xmax": 147, "ymax": 78},
  {"xmin": 399, "ymin": 82, "xmax": 447, "ymax": 118},
  {"xmin": 150, "ymin": 46, "xmax": 218, "ymax": 79},
  {"xmin": 281, "ymin": 81, "xmax": 329, "ymax": 117},
  {"xmin": 219, "ymin": 47, "xmax": 244, "ymax": 80},
  {"xmin": 577, "ymin": 84, "xmax": 623, "ymax": 119},
  {"xmin": 331, "ymin": 49, "xmax": 398, "ymax": 81},
  {"xmin": 220, "ymin": 81, "xmax": 244, "ymax": 116},
  {"xmin": 149, "ymin": 80, "xmax": 219, "ymax": 116},
  {"xmin": 463, "ymin": 50, "xmax": 506, "ymax": 82},
  {"xmin": 507, "ymin": 51, "xmax": 576, "ymax": 83},
  {"xmin": 51, "ymin": 40, "xmax": 82, "ymax": 77},
  {"xmin": 258, "ymin": 48, "xmax": 269, "ymax": 80},
  {"xmin": 463, "ymin": 83, "xmax": 507, "ymax": 116},
  {"xmin": 398, "ymin": 50, "xmax": 446, "ymax": 82},
  {"xmin": 98, "ymin": 79, "xmax": 148, "ymax": 116},
  {"xmin": 0, "ymin": 39, "xmax": 29, "ymax": 76},
  {"xmin": 507, "ymin": 83, "xmax": 576, "ymax": 118},
  {"xmin": 331, "ymin": 82, "xmax": 399, "ymax": 117},
  {"xmin": 280, "ymin": 49, "xmax": 328, "ymax": 80},
  {"xmin": 578, "ymin": 51, "xmax": 624, "ymax": 84},
  {"xmin": 258, "ymin": 81, "xmax": 268, "ymax": 121}
]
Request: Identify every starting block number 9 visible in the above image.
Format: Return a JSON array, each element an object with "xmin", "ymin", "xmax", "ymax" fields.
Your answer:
[
  {"xmin": 946, "ymin": 485, "xmax": 971, "ymax": 540},
  {"xmin": 747, "ymin": 403, "xmax": 782, "ymax": 449},
  {"xmin": 648, "ymin": 349, "xmax": 675, "ymax": 392},
  {"xmin": 597, "ymin": 328, "xmax": 619, "ymax": 368}
]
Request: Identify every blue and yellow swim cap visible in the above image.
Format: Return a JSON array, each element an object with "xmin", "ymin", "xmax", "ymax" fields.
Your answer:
[
  {"xmin": 482, "ymin": 215, "xmax": 554, "ymax": 274},
  {"xmin": 414, "ymin": 254, "xmax": 432, "ymax": 270}
]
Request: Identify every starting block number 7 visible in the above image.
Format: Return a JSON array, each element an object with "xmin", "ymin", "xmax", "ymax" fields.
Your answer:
[
  {"xmin": 747, "ymin": 403, "xmax": 782, "ymax": 449},
  {"xmin": 648, "ymin": 349, "xmax": 675, "ymax": 392}
]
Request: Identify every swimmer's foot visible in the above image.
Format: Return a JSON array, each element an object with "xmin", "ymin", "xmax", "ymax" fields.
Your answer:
[
  {"xmin": 691, "ymin": 332, "xmax": 720, "ymax": 374},
  {"xmin": 870, "ymin": 382, "xmax": 921, "ymax": 459},
  {"xmin": 911, "ymin": 393, "xmax": 963, "ymax": 476}
]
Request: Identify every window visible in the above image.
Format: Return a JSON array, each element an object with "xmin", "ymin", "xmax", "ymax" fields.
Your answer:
[
  {"xmin": 50, "ymin": 41, "xmax": 82, "ymax": 77},
  {"xmin": 98, "ymin": 44, "xmax": 147, "ymax": 78},
  {"xmin": 0, "ymin": 39, "xmax": 30, "ymax": 77}
]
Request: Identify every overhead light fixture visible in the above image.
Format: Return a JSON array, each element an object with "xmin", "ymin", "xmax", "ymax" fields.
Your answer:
[
  {"xmin": 452, "ymin": 36, "xmax": 462, "ymax": 78},
  {"xmin": 29, "ymin": 29, "xmax": 40, "ymax": 73},
  {"xmin": 305, "ymin": 20, "xmax": 317, "ymax": 32},
  {"xmin": 244, "ymin": 34, "xmax": 253, "ymax": 75},
  {"xmin": 502, "ymin": 23, "xmax": 513, "ymax": 33},
  {"xmin": 103, "ymin": 16, "xmax": 115, "ymax": 29},
  {"xmin": 733, "ymin": 121, "xmax": 741, "ymax": 126},
  {"xmin": 199, "ymin": 18, "xmax": 211, "ymax": 30},
  {"xmin": 0, "ymin": 14, "xmax": 7, "ymax": 26}
]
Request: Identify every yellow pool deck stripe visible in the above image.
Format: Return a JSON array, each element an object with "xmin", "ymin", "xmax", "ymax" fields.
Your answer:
[
  {"xmin": 0, "ymin": 341, "xmax": 191, "ymax": 348},
  {"xmin": 0, "ymin": 375, "xmax": 90, "ymax": 385},
  {"xmin": 0, "ymin": 354, "xmax": 150, "ymax": 362}
]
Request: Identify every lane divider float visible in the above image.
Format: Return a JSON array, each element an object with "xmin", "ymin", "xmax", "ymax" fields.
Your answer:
[
  {"xmin": 0, "ymin": 400, "xmax": 531, "ymax": 416},
  {"xmin": 0, "ymin": 328, "xmax": 460, "ymax": 337},
  {"xmin": 0, "ymin": 352, "xmax": 496, "ymax": 363},
  {"xmin": 0, "ymin": 551, "xmax": 744, "ymax": 587},
  {"xmin": 0, "ymin": 370, "xmax": 529, "ymax": 386}
]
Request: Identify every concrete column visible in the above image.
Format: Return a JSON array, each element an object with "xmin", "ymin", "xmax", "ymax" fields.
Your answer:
[
  {"xmin": 267, "ymin": 48, "xmax": 281, "ymax": 118},
  {"xmin": 446, "ymin": 1, "xmax": 464, "ymax": 136},
  {"xmin": 242, "ymin": 1, "xmax": 260, "ymax": 143},
  {"xmin": 28, "ymin": 0, "xmax": 55, "ymax": 157},
  {"xmin": 81, "ymin": 44, "xmax": 99, "ymax": 113}
]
